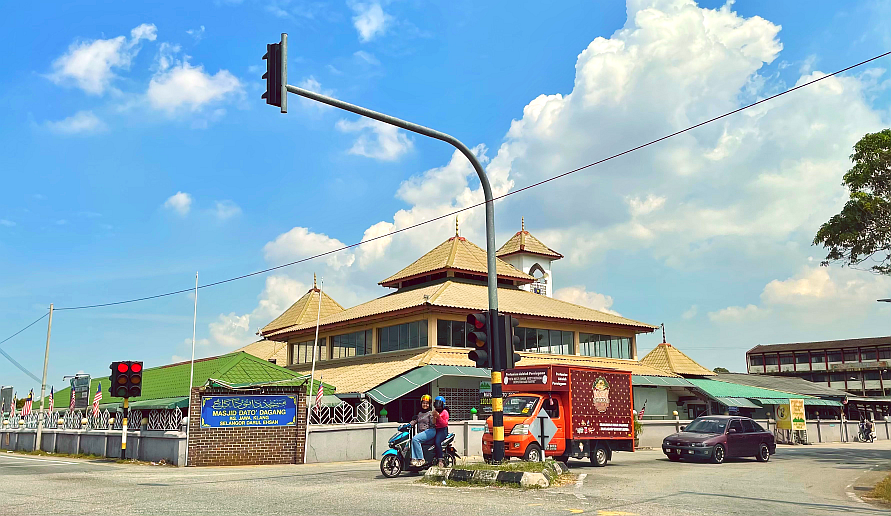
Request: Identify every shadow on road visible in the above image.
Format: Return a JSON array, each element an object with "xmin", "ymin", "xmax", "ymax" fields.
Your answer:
[
  {"xmin": 677, "ymin": 491, "xmax": 889, "ymax": 515},
  {"xmin": 773, "ymin": 445, "xmax": 891, "ymax": 468}
]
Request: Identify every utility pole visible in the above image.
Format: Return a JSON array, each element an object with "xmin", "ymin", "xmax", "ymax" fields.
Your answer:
[
  {"xmin": 262, "ymin": 33, "xmax": 504, "ymax": 460},
  {"xmin": 35, "ymin": 304, "xmax": 53, "ymax": 452}
]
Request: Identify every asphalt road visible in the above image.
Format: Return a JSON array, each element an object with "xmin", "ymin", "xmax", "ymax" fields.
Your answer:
[{"xmin": 1, "ymin": 441, "xmax": 888, "ymax": 516}]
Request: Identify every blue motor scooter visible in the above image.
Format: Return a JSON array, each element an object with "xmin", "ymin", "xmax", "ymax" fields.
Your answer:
[{"xmin": 380, "ymin": 423, "xmax": 459, "ymax": 477}]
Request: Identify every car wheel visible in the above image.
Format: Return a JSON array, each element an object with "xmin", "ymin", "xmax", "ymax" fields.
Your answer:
[
  {"xmin": 711, "ymin": 444, "xmax": 725, "ymax": 465},
  {"xmin": 667, "ymin": 453, "xmax": 681, "ymax": 462},
  {"xmin": 756, "ymin": 443, "xmax": 770, "ymax": 462},
  {"xmin": 380, "ymin": 454, "xmax": 403, "ymax": 477},
  {"xmin": 523, "ymin": 443, "xmax": 542, "ymax": 462},
  {"xmin": 591, "ymin": 444, "xmax": 608, "ymax": 467}
]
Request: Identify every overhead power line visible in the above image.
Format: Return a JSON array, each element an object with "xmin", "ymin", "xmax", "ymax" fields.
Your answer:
[
  {"xmin": 0, "ymin": 312, "xmax": 48, "ymax": 382},
  {"xmin": 44, "ymin": 49, "xmax": 889, "ymax": 312}
]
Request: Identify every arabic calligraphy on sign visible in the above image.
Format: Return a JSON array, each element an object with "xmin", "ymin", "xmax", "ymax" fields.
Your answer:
[{"xmin": 201, "ymin": 395, "xmax": 298, "ymax": 428}]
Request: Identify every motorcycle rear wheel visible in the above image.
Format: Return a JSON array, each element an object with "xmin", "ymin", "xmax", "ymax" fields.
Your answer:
[{"xmin": 380, "ymin": 454, "xmax": 403, "ymax": 478}]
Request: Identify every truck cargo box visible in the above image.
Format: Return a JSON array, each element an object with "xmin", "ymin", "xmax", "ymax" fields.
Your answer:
[{"xmin": 504, "ymin": 365, "xmax": 634, "ymax": 441}]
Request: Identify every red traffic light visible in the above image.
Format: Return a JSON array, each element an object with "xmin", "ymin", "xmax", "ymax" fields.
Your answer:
[
  {"xmin": 117, "ymin": 363, "xmax": 129, "ymax": 373},
  {"xmin": 131, "ymin": 362, "xmax": 142, "ymax": 373}
]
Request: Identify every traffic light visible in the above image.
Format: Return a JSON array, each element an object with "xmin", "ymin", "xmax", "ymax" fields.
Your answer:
[
  {"xmin": 466, "ymin": 313, "xmax": 491, "ymax": 369},
  {"xmin": 261, "ymin": 34, "xmax": 287, "ymax": 112},
  {"xmin": 500, "ymin": 314, "xmax": 522, "ymax": 369},
  {"xmin": 109, "ymin": 361, "xmax": 143, "ymax": 398}
]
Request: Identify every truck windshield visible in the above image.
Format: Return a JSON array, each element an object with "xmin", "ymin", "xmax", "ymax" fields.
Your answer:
[
  {"xmin": 503, "ymin": 396, "xmax": 540, "ymax": 416},
  {"xmin": 685, "ymin": 418, "xmax": 728, "ymax": 434}
]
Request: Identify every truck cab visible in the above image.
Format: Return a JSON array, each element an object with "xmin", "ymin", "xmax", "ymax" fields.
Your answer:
[{"xmin": 482, "ymin": 365, "xmax": 635, "ymax": 466}]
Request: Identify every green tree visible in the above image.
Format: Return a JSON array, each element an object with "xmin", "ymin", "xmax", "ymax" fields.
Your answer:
[
  {"xmin": 712, "ymin": 367, "xmax": 730, "ymax": 373},
  {"xmin": 814, "ymin": 129, "xmax": 891, "ymax": 274}
]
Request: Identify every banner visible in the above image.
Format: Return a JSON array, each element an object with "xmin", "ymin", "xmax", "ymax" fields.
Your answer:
[
  {"xmin": 789, "ymin": 399, "xmax": 806, "ymax": 431},
  {"xmin": 200, "ymin": 395, "xmax": 298, "ymax": 428},
  {"xmin": 775, "ymin": 403, "xmax": 791, "ymax": 430}
]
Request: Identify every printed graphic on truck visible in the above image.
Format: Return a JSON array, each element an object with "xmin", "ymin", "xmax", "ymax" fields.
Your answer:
[{"xmin": 570, "ymin": 369, "xmax": 633, "ymax": 439}]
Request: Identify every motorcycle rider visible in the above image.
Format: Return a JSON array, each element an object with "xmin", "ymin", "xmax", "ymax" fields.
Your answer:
[
  {"xmin": 860, "ymin": 417, "xmax": 875, "ymax": 442},
  {"xmin": 432, "ymin": 395, "xmax": 450, "ymax": 467},
  {"xmin": 409, "ymin": 395, "xmax": 436, "ymax": 467}
]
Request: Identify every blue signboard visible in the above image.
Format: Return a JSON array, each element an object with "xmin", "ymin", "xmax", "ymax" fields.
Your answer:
[{"xmin": 200, "ymin": 395, "xmax": 298, "ymax": 428}]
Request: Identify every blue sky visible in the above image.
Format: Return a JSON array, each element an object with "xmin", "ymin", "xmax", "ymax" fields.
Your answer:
[{"xmin": 1, "ymin": 0, "xmax": 890, "ymax": 397}]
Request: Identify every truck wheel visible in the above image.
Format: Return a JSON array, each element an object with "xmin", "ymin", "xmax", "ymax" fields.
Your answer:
[
  {"xmin": 591, "ymin": 444, "xmax": 608, "ymax": 467},
  {"xmin": 523, "ymin": 443, "xmax": 542, "ymax": 462}
]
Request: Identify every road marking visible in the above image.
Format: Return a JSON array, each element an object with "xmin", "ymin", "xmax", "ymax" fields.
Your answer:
[
  {"xmin": 574, "ymin": 473, "xmax": 587, "ymax": 500},
  {"xmin": 0, "ymin": 456, "xmax": 79, "ymax": 465},
  {"xmin": 567, "ymin": 510, "xmax": 583, "ymax": 514}
]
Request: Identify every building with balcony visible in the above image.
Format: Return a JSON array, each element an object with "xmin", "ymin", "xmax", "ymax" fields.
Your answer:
[{"xmin": 746, "ymin": 336, "xmax": 891, "ymax": 397}]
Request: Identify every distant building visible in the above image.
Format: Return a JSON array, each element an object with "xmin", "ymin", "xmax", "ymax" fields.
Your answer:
[{"xmin": 746, "ymin": 337, "xmax": 891, "ymax": 397}]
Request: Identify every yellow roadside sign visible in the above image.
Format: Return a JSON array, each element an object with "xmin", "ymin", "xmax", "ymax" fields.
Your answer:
[
  {"xmin": 776, "ymin": 403, "xmax": 791, "ymax": 430},
  {"xmin": 789, "ymin": 399, "xmax": 806, "ymax": 431}
]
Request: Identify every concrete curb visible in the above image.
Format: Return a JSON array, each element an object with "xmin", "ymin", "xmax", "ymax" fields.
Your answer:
[{"xmin": 424, "ymin": 461, "xmax": 569, "ymax": 488}]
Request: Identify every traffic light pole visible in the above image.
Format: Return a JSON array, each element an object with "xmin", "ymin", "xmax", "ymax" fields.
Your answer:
[
  {"xmin": 282, "ymin": 71, "xmax": 503, "ymax": 461},
  {"xmin": 121, "ymin": 398, "xmax": 128, "ymax": 458}
]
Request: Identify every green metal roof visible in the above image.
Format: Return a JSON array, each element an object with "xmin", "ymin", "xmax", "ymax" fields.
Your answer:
[
  {"xmin": 103, "ymin": 397, "xmax": 189, "ymax": 410},
  {"xmin": 687, "ymin": 379, "xmax": 817, "ymax": 399},
  {"xmin": 753, "ymin": 398, "xmax": 842, "ymax": 407},
  {"xmin": 714, "ymin": 397, "xmax": 761, "ymax": 409},
  {"xmin": 632, "ymin": 375, "xmax": 695, "ymax": 387},
  {"xmin": 50, "ymin": 352, "xmax": 333, "ymax": 409},
  {"xmin": 367, "ymin": 365, "xmax": 491, "ymax": 404}
]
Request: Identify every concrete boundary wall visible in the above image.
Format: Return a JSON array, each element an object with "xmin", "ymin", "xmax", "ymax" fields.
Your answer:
[
  {"xmin": 305, "ymin": 420, "xmax": 487, "ymax": 463},
  {"xmin": 0, "ymin": 428, "xmax": 186, "ymax": 465}
]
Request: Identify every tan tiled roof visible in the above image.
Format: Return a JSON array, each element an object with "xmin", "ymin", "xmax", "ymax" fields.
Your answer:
[
  {"xmin": 640, "ymin": 343, "xmax": 716, "ymax": 377},
  {"xmin": 260, "ymin": 288, "xmax": 345, "ymax": 335},
  {"xmin": 266, "ymin": 280, "xmax": 656, "ymax": 338},
  {"xmin": 290, "ymin": 346, "xmax": 676, "ymax": 394},
  {"xmin": 234, "ymin": 340, "xmax": 289, "ymax": 365},
  {"xmin": 497, "ymin": 229, "xmax": 562, "ymax": 260},
  {"xmin": 379, "ymin": 236, "xmax": 534, "ymax": 287}
]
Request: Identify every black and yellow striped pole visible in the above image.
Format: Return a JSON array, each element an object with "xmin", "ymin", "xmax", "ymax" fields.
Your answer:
[
  {"xmin": 489, "ymin": 308, "xmax": 504, "ymax": 463},
  {"xmin": 121, "ymin": 398, "xmax": 128, "ymax": 457}
]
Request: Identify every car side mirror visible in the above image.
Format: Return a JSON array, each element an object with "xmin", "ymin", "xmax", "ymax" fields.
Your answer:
[
  {"xmin": 728, "ymin": 428, "xmax": 738, "ymax": 434},
  {"xmin": 679, "ymin": 426, "xmax": 685, "ymax": 431}
]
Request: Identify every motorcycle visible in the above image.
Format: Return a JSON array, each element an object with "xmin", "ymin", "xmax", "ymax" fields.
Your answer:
[
  {"xmin": 379, "ymin": 423, "xmax": 459, "ymax": 477},
  {"xmin": 859, "ymin": 421, "xmax": 876, "ymax": 443}
]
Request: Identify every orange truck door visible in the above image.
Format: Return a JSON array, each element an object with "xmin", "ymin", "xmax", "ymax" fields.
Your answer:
[{"xmin": 538, "ymin": 397, "xmax": 564, "ymax": 456}]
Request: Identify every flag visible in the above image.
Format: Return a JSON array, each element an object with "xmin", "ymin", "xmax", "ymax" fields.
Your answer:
[
  {"xmin": 92, "ymin": 383, "xmax": 102, "ymax": 416},
  {"xmin": 69, "ymin": 387, "xmax": 76, "ymax": 412},
  {"xmin": 10, "ymin": 394, "xmax": 16, "ymax": 418},
  {"xmin": 314, "ymin": 376, "xmax": 324, "ymax": 413},
  {"xmin": 48, "ymin": 387, "xmax": 54, "ymax": 414},
  {"xmin": 638, "ymin": 400, "xmax": 647, "ymax": 419},
  {"xmin": 22, "ymin": 390, "xmax": 33, "ymax": 416}
]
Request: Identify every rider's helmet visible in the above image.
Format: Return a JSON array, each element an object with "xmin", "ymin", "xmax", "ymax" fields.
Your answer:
[
  {"xmin": 433, "ymin": 396, "xmax": 446, "ymax": 411},
  {"xmin": 420, "ymin": 394, "xmax": 432, "ymax": 405}
]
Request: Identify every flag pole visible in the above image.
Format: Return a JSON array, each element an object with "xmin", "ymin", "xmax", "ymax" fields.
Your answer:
[
  {"xmin": 186, "ymin": 272, "xmax": 198, "ymax": 466},
  {"xmin": 35, "ymin": 303, "xmax": 53, "ymax": 452},
  {"xmin": 305, "ymin": 275, "xmax": 323, "ymax": 464}
]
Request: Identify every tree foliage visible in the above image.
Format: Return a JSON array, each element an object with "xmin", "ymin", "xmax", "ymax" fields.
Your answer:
[
  {"xmin": 814, "ymin": 129, "xmax": 891, "ymax": 275},
  {"xmin": 712, "ymin": 367, "xmax": 730, "ymax": 373}
]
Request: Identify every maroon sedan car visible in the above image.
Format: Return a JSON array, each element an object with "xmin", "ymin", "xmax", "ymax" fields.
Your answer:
[{"xmin": 662, "ymin": 415, "xmax": 775, "ymax": 464}]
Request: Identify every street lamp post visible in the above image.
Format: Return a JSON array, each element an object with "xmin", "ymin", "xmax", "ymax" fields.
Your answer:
[{"xmin": 265, "ymin": 33, "xmax": 505, "ymax": 461}]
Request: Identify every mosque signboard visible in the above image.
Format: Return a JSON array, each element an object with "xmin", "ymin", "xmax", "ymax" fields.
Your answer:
[{"xmin": 200, "ymin": 395, "xmax": 299, "ymax": 428}]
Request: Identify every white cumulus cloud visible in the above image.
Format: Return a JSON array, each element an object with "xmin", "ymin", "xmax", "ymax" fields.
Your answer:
[
  {"xmin": 336, "ymin": 118, "xmax": 413, "ymax": 161},
  {"xmin": 349, "ymin": 1, "xmax": 392, "ymax": 42},
  {"xmin": 163, "ymin": 191, "xmax": 192, "ymax": 215},
  {"xmin": 49, "ymin": 23, "xmax": 157, "ymax": 95},
  {"xmin": 213, "ymin": 200, "xmax": 242, "ymax": 220},
  {"xmin": 263, "ymin": 227, "xmax": 356, "ymax": 270},
  {"xmin": 147, "ymin": 60, "xmax": 242, "ymax": 112},
  {"xmin": 45, "ymin": 111, "xmax": 106, "ymax": 135},
  {"xmin": 554, "ymin": 286, "xmax": 620, "ymax": 315}
]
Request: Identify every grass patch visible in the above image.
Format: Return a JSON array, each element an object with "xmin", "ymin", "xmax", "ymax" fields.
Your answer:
[
  {"xmin": 871, "ymin": 473, "xmax": 891, "ymax": 504},
  {"xmin": 451, "ymin": 459, "xmax": 559, "ymax": 473},
  {"xmin": 13, "ymin": 450, "xmax": 105, "ymax": 460}
]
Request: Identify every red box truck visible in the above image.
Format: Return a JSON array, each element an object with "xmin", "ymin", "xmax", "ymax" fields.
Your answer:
[{"xmin": 482, "ymin": 365, "xmax": 635, "ymax": 466}]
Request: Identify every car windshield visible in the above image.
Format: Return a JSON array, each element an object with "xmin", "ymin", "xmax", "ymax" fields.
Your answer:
[
  {"xmin": 503, "ymin": 396, "xmax": 540, "ymax": 416},
  {"xmin": 684, "ymin": 418, "xmax": 728, "ymax": 434}
]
